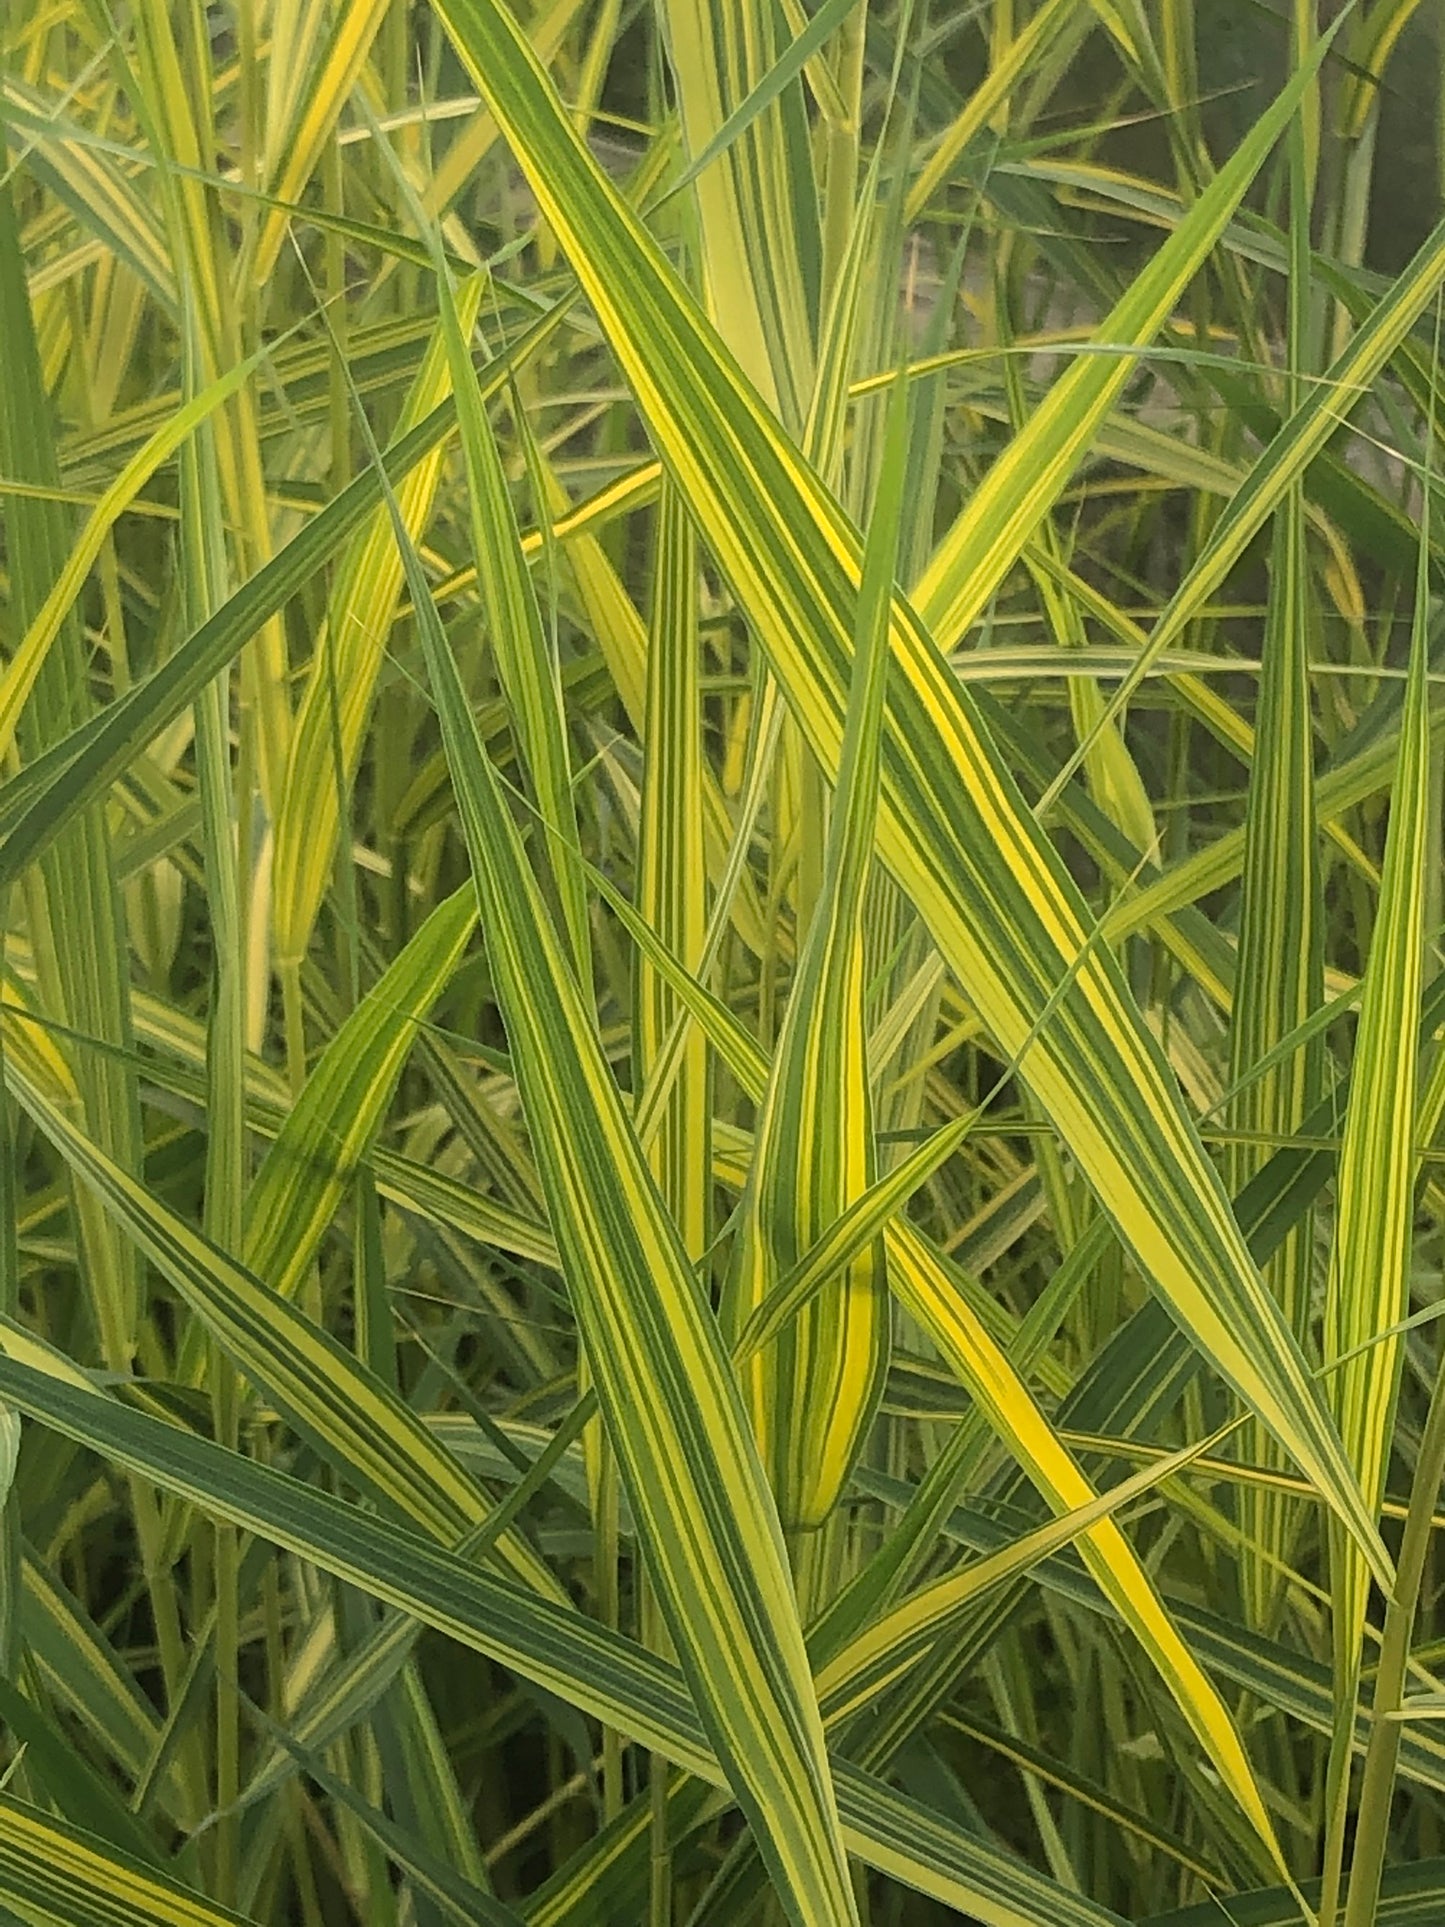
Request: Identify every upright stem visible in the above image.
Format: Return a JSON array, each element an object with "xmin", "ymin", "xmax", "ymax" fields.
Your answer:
[{"xmin": 1343, "ymin": 1350, "xmax": 1445, "ymax": 1925}]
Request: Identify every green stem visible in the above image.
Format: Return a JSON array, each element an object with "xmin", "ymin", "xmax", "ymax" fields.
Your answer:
[
  {"xmin": 648, "ymin": 1753, "xmax": 672, "ymax": 1927},
  {"xmin": 1343, "ymin": 1351, "xmax": 1445, "ymax": 1925},
  {"xmin": 282, "ymin": 960, "xmax": 308, "ymax": 1102}
]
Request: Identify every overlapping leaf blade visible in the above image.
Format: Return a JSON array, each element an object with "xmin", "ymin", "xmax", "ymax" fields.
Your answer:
[
  {"xmin": 0, "ymin": 1796, "xmax": 256, "ymax": 1927},
  {"xmin": 366, "ymin": 337, "xmax": 859, "ymax": 1925},
  {"xmin": 724, "ymin": 368, "xmax": 909, "ymax": 1533},
  {"xmin": 3, "ymin": 1053, "xmax": 562, "ymax": 1600},
  {"xmin": 0, "ymin": 1353, "xmax": 1123, "ymax": 1927},
  {"xmin": 243, "ymin": 886, "xmax": 477, "ymax": 1298},
  {"xmin": 272, "ymin": 279, "xmax": 486, "ymax": 968},
  {"xmin": 428, "ymin": 0, "xmax": 1388, "ymax": 1584}
]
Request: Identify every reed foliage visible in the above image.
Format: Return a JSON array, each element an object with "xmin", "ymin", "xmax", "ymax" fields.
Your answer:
[{"xmin": 1, "ymin": 1, "xmax": 1445, "ymax": 1922}]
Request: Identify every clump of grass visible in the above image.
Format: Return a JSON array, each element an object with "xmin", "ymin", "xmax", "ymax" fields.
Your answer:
[{"xmin": 0, "ymin": 3, "xmax": 1444, "ymax": 1923}]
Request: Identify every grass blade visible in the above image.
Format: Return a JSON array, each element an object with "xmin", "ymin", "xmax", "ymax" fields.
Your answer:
[
  {"xmin": 427, "ymin": 0, "xmax": 1389, "ymax": 1583},
  {"xmin": 356, "ymin": 323, "xmax": 860, "ymax": 1927},
  {"xmin": 725, "ymin": 367, "xmax": 910, "ymax": 1536},
  {"xmin": 0, "ymin": 1352, "xmax": 1122, "ymax": 1927},
  {"xmin": 243, "ymin": 887, "xmax": 477, "ymax": 1299},
  {"xmin": 272, "ymin": 277, "xmax": 486, "ymax": 970},
  {"xmin": 0, "ymin": 1796, "xmax": 256, "ymax": 1927}
]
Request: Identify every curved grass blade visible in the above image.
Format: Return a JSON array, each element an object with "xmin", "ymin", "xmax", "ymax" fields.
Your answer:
[
  {"xmin": 0, "ymin": 302, "xmax": 573, "ymax": 888},
  {"xmin": 3, "ymin": 1056, "xmax": 562, "ymax": 1602},
  {"xmin": 249, "ymin": 0, "xmax": 390, "ymax": 285},
  {"xmin": 814, "ymin": 1420, "xmax": 1238, "ymax": 1726},
  {"xmin": 272, "ymin": 278, "xmax": 486, "ymax": 969},
  {"xmin": 0, "ymin": 1354, "xmax": 1124, "ymax": 1927},
  {"xmin": 243, "ymin": 886, "xmax": 477, "ymax": 1300},
  {"xmin": 911, "ymin": 17, "xmax": 1341, "ymax": 652},
  {"xmin": 0, "ymin": 334, "xmax": 277, "ymax": 767},
  {"xmin": 0, "ymin": 1668, "xmax": 161, "ymax": 1869},
  {"xmin": 1, "ymin": 79, "xmax": 176, "ymax": 306},
  {"xmin": 0, "ymin": 1795, "xmax": 256, "ymax": 1927},
  {"xmin": 18, "ymin": 1551, "xmax": 162, "ymax": 1793},
  {"xmin": 1042, "ymin": 206, "xmax": 1445, "ymax": 818},
  {"xmin": 887, "ymin": 1222, "xmax": 1287, "ymax": 1873}
]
